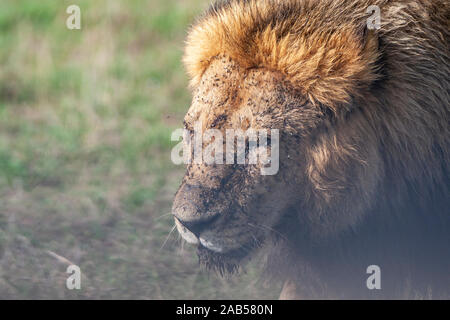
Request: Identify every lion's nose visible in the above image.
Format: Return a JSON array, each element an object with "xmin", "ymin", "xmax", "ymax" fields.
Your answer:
[
  {"xmin": 172, "ymin": 183, "xmax": 220, "ymax": 236},
  {"xmin": 175, "ymin": 215, "xmax": 218, "ymax": 237}
]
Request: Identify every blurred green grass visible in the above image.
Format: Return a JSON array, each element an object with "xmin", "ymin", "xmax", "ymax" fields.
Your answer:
[{"xmin": 0, "ymin": 0, "xmax": 279, "ymax": 299}]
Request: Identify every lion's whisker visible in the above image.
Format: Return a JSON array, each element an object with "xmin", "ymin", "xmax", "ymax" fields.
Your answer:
[
  {"xmin": 249, "ymin": 233, "xmax": 262, "ymax": 247},
  {"xmin": 179, "ymin": 235, "xmax": 185, "ymax": 253},
  {"xmin": 248, "ymin": 222, "xmax": 288, "ymax": 242},
  {"xmin": 160, "ymin": 224, "xmax": 176, "ymax": 251},
  {"xmin": 155, "ymin": 212, "xmax": 173, "ymax": 221}
]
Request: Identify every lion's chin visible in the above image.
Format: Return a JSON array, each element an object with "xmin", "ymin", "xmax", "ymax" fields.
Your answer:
[
  {"xmin": 196, "ymin": 238, "xmax": 263, "ymax": 276},
  {"xmin": 197, "ymin": 246, "xmax": 242, "ymax": 275}
]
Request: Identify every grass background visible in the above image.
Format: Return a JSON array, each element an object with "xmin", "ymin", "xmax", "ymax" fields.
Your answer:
[{"xmin": 0, "ymin": 0, "xmax": 280, "ymax": 299}]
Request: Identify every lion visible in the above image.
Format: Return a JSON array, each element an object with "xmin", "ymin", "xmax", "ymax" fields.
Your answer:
[{"xmin": 172, "ymin": 0, "xmax": 450, "ymax": 299}]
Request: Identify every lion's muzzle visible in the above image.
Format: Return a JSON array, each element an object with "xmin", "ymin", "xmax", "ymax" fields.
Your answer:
[{"xmin": 172, "ymin": 182, "xmax": 225, "ymax": 252}]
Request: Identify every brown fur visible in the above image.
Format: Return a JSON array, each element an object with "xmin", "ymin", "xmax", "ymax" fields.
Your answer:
[{"xmin": 174, "ymin": 0, "xmax": 450, "ymax": 299}]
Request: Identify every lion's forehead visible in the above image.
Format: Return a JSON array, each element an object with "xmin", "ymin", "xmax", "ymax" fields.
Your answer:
[{"xmin": 185, "ymin": 55, "xmax": 295, "ymax": 133}]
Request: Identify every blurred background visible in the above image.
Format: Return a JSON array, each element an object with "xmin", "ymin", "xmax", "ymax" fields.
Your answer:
[{"xmin": 0, "ymin": 0, "xmax": 280, "ymax": 299}]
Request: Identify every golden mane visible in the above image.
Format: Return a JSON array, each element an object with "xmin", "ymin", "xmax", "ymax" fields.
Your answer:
[{"xmin": 184, "ymin": 0, "xmax": 382, "ymax": 109}]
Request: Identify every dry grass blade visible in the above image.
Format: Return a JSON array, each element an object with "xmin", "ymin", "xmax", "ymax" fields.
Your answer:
[{"xmin": 46, "ymin": 250, "xmax": 76, "ymax": 266}]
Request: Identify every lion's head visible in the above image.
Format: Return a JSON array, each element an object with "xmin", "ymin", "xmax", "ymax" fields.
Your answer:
[
  {"xmin": 172, "ymin": 0, "xmax": 384, "ymax": 273},
  {"xmin": 171, "ymin": 1, "xmax": 450, "ymax": 297}
]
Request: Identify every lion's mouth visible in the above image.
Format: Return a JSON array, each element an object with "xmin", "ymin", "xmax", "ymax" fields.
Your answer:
[
  {"xmin": 174, "ymin": 214, "xmax": 264, "ymax": 273},
  {"xmin": 174, "ymin": 217, "xmax": 225, "ymax": 252},
  {"xmin": 175, "ymin": 217, "xmax": 232, "ymax": 253},
  {"xmin": 198, "ymin": 236, "xmax": 224, "ymax": 253},
  {"xmin": 174, "ymin": 216, "xmax": 230, "ymax": 254},
  {"xmin": 174, "ymin": 217, "xmax": 200, "ymax": 244},
  {"xmin": 175, "ymin": 215, "xmax": 264, "ymax": 254}
]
